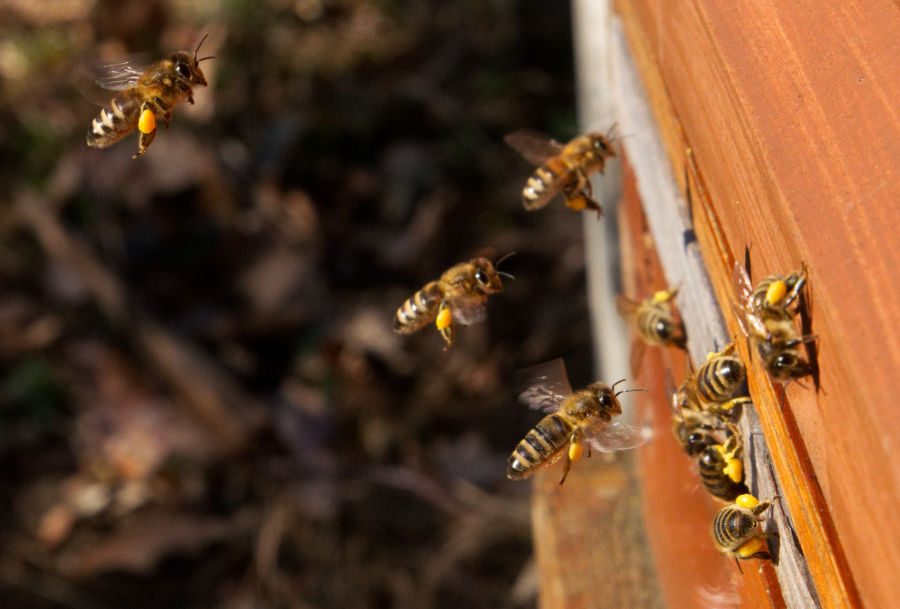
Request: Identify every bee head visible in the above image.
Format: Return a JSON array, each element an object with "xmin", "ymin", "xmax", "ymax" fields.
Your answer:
[
  {"xmin": 470, "ymin": 258, "xmax": 504, "ymax": 294},
  {"xmin": 171, "ymin": 34, "xmax": 214, "ymax": 87},
  {"xmin": 587, "ymin": 382, "xmax": 623, "ymax": 417}
]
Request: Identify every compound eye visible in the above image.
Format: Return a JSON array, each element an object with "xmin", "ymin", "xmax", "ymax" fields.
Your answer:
[
  {"xmin": 775, "ymin": 354, "xmax": 796, "ymax": 369},
  {"xmin": 176, "ymin": 62, "xmax": 191, "ymax": 78},
  {"xmin": 655, "ymin": 320, "xmax": 671, "ymax": 338},
  {"xmin": 474, "ymin": 269, "xmax": 490, "ymax": 287}
]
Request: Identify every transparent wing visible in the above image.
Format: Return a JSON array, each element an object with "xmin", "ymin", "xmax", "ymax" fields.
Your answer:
[
  {"xmin": 587, "ymin": 421, "xmax": 652, "ymax": 452},
  {"xmin": 615, "ymin": 294, "xmax": 639, "ymax": 321},
  {"xmin": 516, "ymin": 358, "xmax": 572, "ymax": 412},
  {"xmin": 731, "ymin": 261, "xmax": 769, "ymax": 338},
  {"xmin": 94, "ymin": 60, "xmax": 145, "ymax": 90},
  {"xmin": 504, "ymin": 130, "xmax": 564, "ymax": 166},
  {"xmin": 450, "ymin": 301, "xmax": 487, "ymax": 326}
]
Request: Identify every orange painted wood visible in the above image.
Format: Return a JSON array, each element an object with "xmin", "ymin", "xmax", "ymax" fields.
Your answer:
[{"xmin": 613, "ymin": 2, "xmax": 900, "ymax": 609}]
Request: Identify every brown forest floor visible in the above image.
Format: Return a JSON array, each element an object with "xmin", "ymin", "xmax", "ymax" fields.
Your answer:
[{"xmin": 0, "ymin": 1, "xmax": 596, "ymax": 607}]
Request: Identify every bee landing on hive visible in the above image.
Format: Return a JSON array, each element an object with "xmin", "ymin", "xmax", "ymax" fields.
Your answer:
[{"xmin": 86, "ymin": 34, "xmax": 214, "ymax": 158}]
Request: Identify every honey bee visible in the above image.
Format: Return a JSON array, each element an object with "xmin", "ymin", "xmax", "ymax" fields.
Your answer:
[
  {"xmin": 507, "ymin": 359, "xmax": 647, "ymax": 484},
  {"xmin": 712, "ymin": 494, "xmax": 777, "ymax": 562},
  {"xmin": 87, "ymin": 34, "xmax": 213, "ymax": 158},
  {"xmin": 698, "ymin": 434, "xmax": 748, "ymax": 501},
  {"xmin": 616, "ymin": 287, "xmax": 687, "ymax": 349},
  {"xmin": 504, "ymin": 129, "xmax": 617, "ymax": 215},
  {"xmin": 393, "ymin": 256, "xmax": 510, "ymax": 349},
  {"xmin": 733, "ymin": 263, "xmax": 815, "ymax": 381},
  {"xmin": 695, "ymin": 343, "xmax": 746, "ymax": 405}
]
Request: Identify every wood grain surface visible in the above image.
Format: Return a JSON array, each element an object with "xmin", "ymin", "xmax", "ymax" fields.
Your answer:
[{"xmin": 612, "ymin": 2, "xmax": 900, "ymax": 609}]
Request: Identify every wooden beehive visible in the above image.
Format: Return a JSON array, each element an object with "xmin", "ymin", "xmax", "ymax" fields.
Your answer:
[{"xmin": 531, "ymin": 2, "xmax": 900, "ymax": 608}]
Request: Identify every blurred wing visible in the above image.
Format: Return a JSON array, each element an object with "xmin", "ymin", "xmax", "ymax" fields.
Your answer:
[
  {"xmin": 450, "ymin": 301, "xmax": 487, "ymax": 326},
  {"xmin": 504, "ymin": 130, "xmax": 564, "ymax": 166},
  {"xmin": 516, "ymin": 358, "xmax": 572, "ymax": 412},
  {"xmin": 94, "ymin": 60, "xmax": 144, "ymax": 90},
  {"xmin": 629, "ymin": 337, "xmax": 647, "ymax": 377},
  {"xmin": 615, "ymin": 294, "xmax": 638, "ymax": 320},
  {"xmin": 587, "ymin": 421, "xmax": 652, "ymax": 452}
]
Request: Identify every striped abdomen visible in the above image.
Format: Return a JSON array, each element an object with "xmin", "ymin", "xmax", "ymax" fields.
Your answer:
[
  {"xmin": 507, "ymin": 412, "xmax": 574, "ymax": 479},
  {"xmin": 521, "ymin": 157, "xmax": 570, "ymax": 210},
  {"xmin": 712, "ymin": 505, "xmax": 757, "ymax": 552},
  {"xmin": 698, "ymin": 446, "xmax": 747, "ymax": 501},
  {"xmin": 86, "ymin": 89, "xmax": 143, "ymax": 148},
  {"xmin": 393, "ymin": 281, "xmax": 444, "ymax": 334},
  {"xmin": 697, "ymin": 355, "xmax": 745, "ymax": 403}
]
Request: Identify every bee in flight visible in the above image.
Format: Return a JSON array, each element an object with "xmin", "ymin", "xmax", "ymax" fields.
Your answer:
[
  {"xmin": 733, "ymin": 262, "xmax": 815, "ymax": 382},
  {"xmin": 504, "ymin": 128, "xmax": 617, "ymax": 215},
  {"xmin": 393, "ymin": 255, "xmax": 510, "ymax": 349},
  {"xmin": 508, "ymin": 359, "xmax": 647, "ymax": 485},
  {"xmin": 712, "ymin": 494, "xmax": 777, "ymax": 564},
  {"xmin": 87, "ymin": 34, "xmax": 213, "ymax": 158},
  {"xmin": 617, "ymin": 287, "xmax": 686, "ymax": 374}
]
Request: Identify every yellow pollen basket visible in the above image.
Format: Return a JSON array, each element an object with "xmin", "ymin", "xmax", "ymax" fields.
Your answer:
[
  {"xmin": 653, "ymin": 289, "xmax": 670, "ymax": 302},
  {"xmin": 435, "ymin": 307, "xmax": 453, "ymax": 331},
  {"xmin": 737, "ymin": 537, "xmax": 766, "ymax": 558},
  {"xmin": 138, "ymin": 108, "xmax": 157, "ymax": 134},
  {"xmin": 735, "ymin": 493, "xmax": 759, "ymax": 509},
  {"xmin": 723, "ymin": 458, "xmax": 743, "ymax": 483},
  {"xmin": 766, "ymin": 280, "xmax": 788, "ymax": 305},
  {"xmin": 568, "ymin": 441, "xmax": 584, "ymax": 463}
]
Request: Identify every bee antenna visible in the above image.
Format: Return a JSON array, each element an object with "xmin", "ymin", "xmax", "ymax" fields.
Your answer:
[
  {"xmin": 498, "ymin": 271, "xmax": 515, "ymax": 281},
  {"xmin": 495, "ymin": 251, "xmax": 516, "ymax": 268},
  {"xmin": 615, "ymin": 388, "xmax": 647, "ymax": 397},
  {"xmin": 193, "ymin": 33, "xmax": 210, "ymax": 64},
  {"xmin": 610, "ymin": 378, "xmax": 627, "ymax": 392}
]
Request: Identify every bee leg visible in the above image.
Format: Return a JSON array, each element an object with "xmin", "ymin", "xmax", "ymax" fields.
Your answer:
[
  {"xmin": 435, "ymin": 301, "xmax": 454, "ymax": 349},
  {"xmin": 559, "ymin": 434, "xmax": 584, "ymax": 485}
]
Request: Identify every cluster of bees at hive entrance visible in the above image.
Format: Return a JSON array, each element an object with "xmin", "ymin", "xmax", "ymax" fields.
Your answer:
[{"xmin": 87, "ymin": 35, "xmax": 817, "ymax": 574}]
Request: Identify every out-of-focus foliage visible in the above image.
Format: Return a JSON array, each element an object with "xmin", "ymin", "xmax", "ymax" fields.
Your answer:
[{"xmin": 0, "ymin": 1, "xmax": 590, "ymax": 607}]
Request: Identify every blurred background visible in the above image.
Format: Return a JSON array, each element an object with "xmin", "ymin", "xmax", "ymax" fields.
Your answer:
[{"xmin": 0, "ymin": 1, "xmax": 597, "ymax": 607}]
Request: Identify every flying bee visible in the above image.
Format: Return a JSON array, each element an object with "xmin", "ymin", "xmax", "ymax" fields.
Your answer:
[
  {"xmin": 733, "ymin": 263, "xmax": 815, "ymax": 382},
  {"xmin": 393, "ymin": 255, "xmax": 511, "ymax": 349},
  {"xmin": 508, "ymin": 359, "xmax": 647, "ymax": 485},
  {"xmin": 695, "ymin": 343, "xmax": 746, "ymax": 405},
  {"xmin": 697, "ymin": 434, "xmax": 748, "ymax": 501},
  {"xmin": 86, "ymin": 34, "xmax": 213, "ymax": 158},
  {"xmin": 617, "ymin": 287, "xmax": 686, "ymax": 376},
  {"xmin": 617, "ymin": 287, "xmax": 687, "ymax": 348},
  {"xmin": 504, "ymin": 128, "xmax": 617, "ymax": 215},
  {"xmin": 712, "ymin": 494, "xmax": 777, "ymax": 563}
]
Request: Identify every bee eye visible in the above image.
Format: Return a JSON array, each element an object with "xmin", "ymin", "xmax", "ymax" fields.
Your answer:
[
  {"xmin": 655, "ymin": 321, "xmax": 670, "ymax": 338},
  {"xmin": 176, "ymin": 63, "xmax": 191, "ymax": 78},
  {"xmin": 474, "ymin": 269, "xmax": 489, "ymax": 286}
]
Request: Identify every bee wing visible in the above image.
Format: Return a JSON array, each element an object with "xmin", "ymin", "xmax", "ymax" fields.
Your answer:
[
  {"xmin": 449, "ymin": 301, "xmax": 487, "ymax": 326},
  {"xmin": 615, "ymin": 294, "xmax": 639, "ymax": 320},
  {"xmin": 629, "ymin": 337, "xmax": 647, "ymax": 377},
  {"xmin": 587, "ymin": 421, "xmax": 652, "ymax": 452},
  {"xmin": 94, "ymin": 60, "xmax": 145, "ymax": 90},
  {"xmin": 516, "ymin": 358, "xmax": 572, "ymax": 412},
  {"xmin": 731, "ymin": 262, "xmax": 769, "ymax": 338},
  {"xmin": 504, "ymin": 130, "xmax": 564, "ymax": 166}
]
